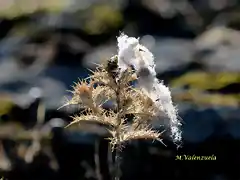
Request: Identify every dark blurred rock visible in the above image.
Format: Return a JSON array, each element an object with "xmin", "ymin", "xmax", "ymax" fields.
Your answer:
[
  {"xmin": 181, "ymin": 108, "xmax": 222, "ymax": 143},
  {"xmin": 206, "ymin": 82, "xmax": 240, "ymax": 94}
]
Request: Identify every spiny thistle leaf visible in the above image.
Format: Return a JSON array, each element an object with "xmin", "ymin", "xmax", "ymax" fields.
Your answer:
[
  {"xmin": 67, "ymin": 110, "xmax": 119, "ymax": 128},
  {"xmin": 92, "ymin": 85, "xmax": 116, "ymax": 106},
  {"xmin": 121, "ymin": 128, "xmax": 162, "ymax": 143}
]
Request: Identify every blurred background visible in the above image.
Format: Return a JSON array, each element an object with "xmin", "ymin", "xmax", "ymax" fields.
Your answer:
[{"xmin": 0, "ymin": 0, "xmax": 239, "ymax": 180}]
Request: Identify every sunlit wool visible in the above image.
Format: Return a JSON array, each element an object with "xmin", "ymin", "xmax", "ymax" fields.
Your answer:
[{"xmin": 117, "ymin": 33, "xmax": 182, "ymax": 144}]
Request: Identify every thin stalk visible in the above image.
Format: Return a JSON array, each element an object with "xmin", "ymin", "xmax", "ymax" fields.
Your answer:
[
  {"xmin": 113, "ymin": 82, "xmax": 122, "ymax": 180},
  {"xmin": 113, "ymin": 146, "xmax": 121, "ymax": 180},
  {"xmin": 94, "ymin": 140, "xmax": 102, "ymax": 180}
]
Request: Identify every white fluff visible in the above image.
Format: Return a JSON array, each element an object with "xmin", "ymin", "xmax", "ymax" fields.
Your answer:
[
  {"xmin": 117, "ymin": 34, "xmax": 139, "ymax": 74},
  {"xmin": 117, "ymin": 33, "xmax": 182, "ymax": 145}
]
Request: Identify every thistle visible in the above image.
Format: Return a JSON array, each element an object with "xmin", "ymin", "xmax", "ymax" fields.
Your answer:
[{"xmin": 60, "ymin": 33, "xmax": 182, "ymax": 180}]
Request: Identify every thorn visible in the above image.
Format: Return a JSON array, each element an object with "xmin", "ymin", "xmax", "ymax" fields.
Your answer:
[
  {"xmin": 91, "ymin": 62, "xmax": 101, "ymax": 67},
  {"xmin": 57, "ymin": 103, "xmax": 69, "ymax": 110},
  {"xmin": 64, "ymin": 124, "xmax": 72, "ymax": 129},
  {"xmin": 73, "ymin": 82, "xmax": 78, "ymax": 86},
  {"xmin": 66, "ymin": 90, "xmax": 74, "ymax": 94},
  {"xmin": 87, "ymin": 69, "xmax": 95, "ymax": 74},
  {"xmin": 85, "ymin": 76, "xmax": 92, "ymax": 80},
  {"xmin": 178, "ymin": 115, "xmax": 185, "ymax": 124},
  {"xmin": 175, "ymin": 143, "xmax": 182, "ymax": 150},
  {"xmin": 159, "ymin": 129, "xmax": 166, "ymax": 135},
  {"xmin": 157, "ymin": 138, "xmax": 167, "ymax": 147}
]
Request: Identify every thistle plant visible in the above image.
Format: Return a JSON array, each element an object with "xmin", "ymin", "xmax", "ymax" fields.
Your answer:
[{"xmin": 60, "ymin": 33, "xmax": 182, "ymax": 180}]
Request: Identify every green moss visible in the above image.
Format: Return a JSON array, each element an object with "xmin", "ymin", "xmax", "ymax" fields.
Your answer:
[
  {"xmin": 0, "ymin": 0, "xmax": 67, "ymax": 18},
  {"xmin": 0, "ymin": 97, "xmax": 14, "ymax": 116},
  {"xmin": 83, "ymin": 4, "xmax": 123, "ymax": 35},
  {"xmin": 170, "ymin": 71, "xmax": 240, "ymax": 90},
  {"xmin": 173, "ymin": 91, "xmax": 240, "ymax": 107}
]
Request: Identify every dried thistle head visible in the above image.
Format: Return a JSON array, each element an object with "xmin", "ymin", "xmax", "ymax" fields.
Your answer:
[
  {"xmin": 105, "ymin": 55, "xmax": 119, "ymax": 80},
  {"xmin": 61, "ymin": 33, "xmax": 182, "ymax": 152},
  {"xmin": 74, "ymin": 80, "xmax": 92, "ymax": 96},
  {"xmin": 67, "ymin": 79, "xmax": 95, "ymax": 108}
]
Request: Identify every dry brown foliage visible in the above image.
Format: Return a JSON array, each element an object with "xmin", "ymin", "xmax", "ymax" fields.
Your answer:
[{"xmin": 61, "ymin": 55, "xmax": 165, "ymax": 151}]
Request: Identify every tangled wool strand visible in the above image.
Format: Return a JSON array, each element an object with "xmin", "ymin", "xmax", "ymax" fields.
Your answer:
[{"xmin": 117, "ymin": 33, "xmax": 182, "ymax": 145}]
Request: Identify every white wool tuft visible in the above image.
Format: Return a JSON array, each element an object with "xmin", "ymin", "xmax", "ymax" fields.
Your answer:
[{"xmin": 117, "ymin": 33, "xmax": 182, "ymax": 145}]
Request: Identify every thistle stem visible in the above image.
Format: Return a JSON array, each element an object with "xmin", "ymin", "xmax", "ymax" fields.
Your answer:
[
  {"xmin": 113, "ymin": 146, "xmax": 121, "ymax": 180},
  {"xmin": 113, "ymin": 81, "xmax": 122, "ymax": 180}
]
